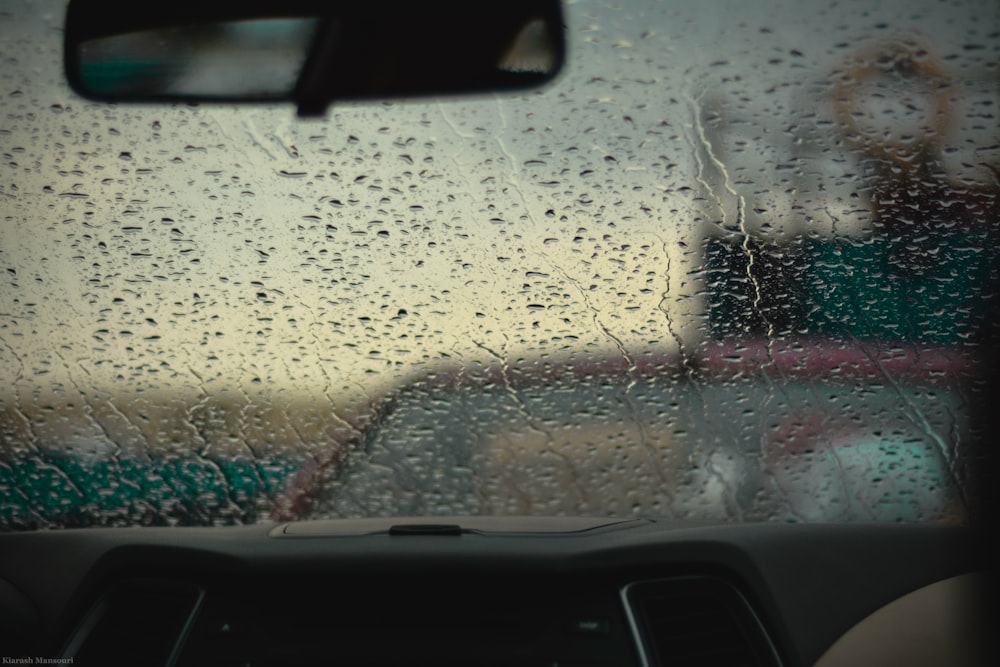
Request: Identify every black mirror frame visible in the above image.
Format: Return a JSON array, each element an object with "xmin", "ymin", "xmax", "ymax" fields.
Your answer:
[{"xmin": 64, "ymin": 0, "xmax": 566, "ymax": 117}]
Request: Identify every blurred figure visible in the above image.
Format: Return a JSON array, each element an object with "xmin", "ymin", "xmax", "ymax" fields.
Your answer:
[{"xmin": 805, "ymin": 38, "xmax": 999, "ymax": 344}]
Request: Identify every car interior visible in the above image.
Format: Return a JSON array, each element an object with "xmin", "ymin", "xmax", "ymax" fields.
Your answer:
[{"xmin": 1, "ymin": 1, "xmax": 997, "ymax": 665}]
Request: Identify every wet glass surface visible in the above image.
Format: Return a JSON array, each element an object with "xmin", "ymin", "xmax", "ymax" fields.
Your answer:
[{"xmin": 1, "ymin": 0, "xmax": 997, "ymax": 528}]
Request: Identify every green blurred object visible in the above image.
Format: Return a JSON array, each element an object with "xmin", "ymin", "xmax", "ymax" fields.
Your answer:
[
  {"xmin": 0, "ymin": 454, "xmax": 300, "ymax": 529},
  {"xmin": 805, "ymin": 233, "xmax": 994, "ymax": 344},
  {"xmin": 704, "ymin": 230, "xmax": 995, "ymax": 345},
  {"xmin": 80, "ymin": 60, "xmax": 170, "ymax": 95}
]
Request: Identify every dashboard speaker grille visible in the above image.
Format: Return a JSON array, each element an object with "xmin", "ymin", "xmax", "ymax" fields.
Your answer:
[{"xmin": 623, "ymin": 577, "xmax": 780, "ymax": 667}]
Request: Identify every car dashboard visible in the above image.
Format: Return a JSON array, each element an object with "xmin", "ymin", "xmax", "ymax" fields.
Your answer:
[{"xmin": 0, "ymin": 518, "xmax": 990, "ymax": 666}]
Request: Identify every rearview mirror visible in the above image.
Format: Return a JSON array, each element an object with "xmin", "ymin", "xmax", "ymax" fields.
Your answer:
[{"xmin": 64, "ymin": 0, "xmax": 565, "ymax": 116}]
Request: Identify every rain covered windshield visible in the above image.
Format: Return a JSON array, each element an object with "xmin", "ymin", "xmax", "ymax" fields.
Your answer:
[{"xmin": 1, "ymin": 0, "xmax": 998, "ymax": 528}]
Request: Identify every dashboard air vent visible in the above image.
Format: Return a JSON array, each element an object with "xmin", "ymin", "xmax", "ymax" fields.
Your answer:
[
  {"xmin": 61, "ymin": 578, "xmax": 203, "ymax": 665},
  {"xmin": 622, "ymin": 576, "xmax": 780, "ymax": 667}
]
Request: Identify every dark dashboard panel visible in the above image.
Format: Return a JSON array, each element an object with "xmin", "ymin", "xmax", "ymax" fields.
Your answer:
[
  {"xmin": 0, "ymin": 521, "xmax": 989, "ymax": 666},
  {"xmin": 178, "ymin": 571, "xmax": 637, "ymax": 666}
]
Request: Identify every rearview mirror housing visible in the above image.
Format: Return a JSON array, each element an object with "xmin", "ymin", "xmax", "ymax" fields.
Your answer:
[{"xmin": 64, "ymin": 0, "xmax": 565, "ymax": 116}]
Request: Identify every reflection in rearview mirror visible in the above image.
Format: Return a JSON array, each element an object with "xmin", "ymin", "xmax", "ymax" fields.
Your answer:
[
  {"xmin": 498, "ymin": 19, "xmax": 560, "ymax": 74},
  {"xmin": 80, "ymin": 19, "xmax": 321, "ymax": 98}
]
